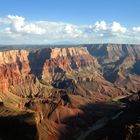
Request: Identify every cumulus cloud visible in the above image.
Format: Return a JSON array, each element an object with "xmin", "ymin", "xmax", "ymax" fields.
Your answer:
[
  {"xmin": 88, "ymin": 21, "xmax": 126, "ymax": 33},
  {"xmin": 0, "ymin": 15, "xmax": 140, "ymax": 44},
  {"xmin": 64, "ymin": 24, "xmax": 82, "ymax": 37},
  {"xmin": 7, "ymin": 15, "xmax": 46, "ymax": 35},
  {"xmin": 132, "ymin": 27, "xmax": 140, "ymax": 32},
  {"xmin": 95, "ymin": 21, "xmax": 107, "ymax": 30},
  {"xmin": 111, "ymin": 22, "xmax": 126, "ymax": 33}
]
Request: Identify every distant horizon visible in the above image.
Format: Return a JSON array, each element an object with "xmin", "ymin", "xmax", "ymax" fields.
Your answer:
[{"xmin": 1, "ymin": 43, "xmax": 140, "ymax": 46}]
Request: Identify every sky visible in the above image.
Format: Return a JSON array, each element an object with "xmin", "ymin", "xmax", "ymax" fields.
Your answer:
[{"xmin": 0, "ymin": 0, "xmax": 140, "ymax": 44}]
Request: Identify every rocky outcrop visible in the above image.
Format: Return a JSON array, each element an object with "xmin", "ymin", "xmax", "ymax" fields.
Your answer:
[
  {"xmin": 87, "ymin": 44, "xmax": 140, "ymax": 92},
  {"xmin": 0, "ymin": 45, "xmax": 139, "ymax": 98},
  {"xmin": 0, "ymin": 44, "xmax": 140, "ymax": 140},
  {"xmin": 0, "ymin": 50, "xmax": 32, "ymax": 93},
  {"xmin": 42, "ymin": 47, "xmax": 99, "ymax": 80},
  {"xmin": 0, "ymin": 47, "xmax": 99, "ymax": 94}
]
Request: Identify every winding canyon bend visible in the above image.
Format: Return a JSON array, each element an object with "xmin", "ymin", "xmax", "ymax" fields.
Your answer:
[{"xmin": 0, "ymin": 44, "xmax": 140, "ymax": 140}]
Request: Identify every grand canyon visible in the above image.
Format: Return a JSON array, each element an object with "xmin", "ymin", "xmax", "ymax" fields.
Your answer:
[{"xmin": 0, "ymin": 44, "xmax": 140, "ymax": 140}]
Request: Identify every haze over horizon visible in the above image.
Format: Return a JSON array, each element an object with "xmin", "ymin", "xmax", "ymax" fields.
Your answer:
[{"xmin": 0, "ymin": 0, "xmax": 140, "ymax": 44}]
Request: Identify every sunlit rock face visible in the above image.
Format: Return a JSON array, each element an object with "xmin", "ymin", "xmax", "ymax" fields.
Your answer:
[
  {"xmin": 1, "ymin": 44, "xmax": 140, "ymax": 97},
  {"xmin": 0, "ymin": 47, "xmax": 99, "ymax": 93},
  {"xmin": 0, "ymin": 50, "xmax": 31, "ymax": 93},
  {"xmin": 0, "ymin": 44, "xmax": 140, "ymax": 140}
]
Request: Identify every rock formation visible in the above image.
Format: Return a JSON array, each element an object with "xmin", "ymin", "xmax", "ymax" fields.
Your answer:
[{"xmin": 0, "ymin": 44, "xmax": 139, "ymax": 140}]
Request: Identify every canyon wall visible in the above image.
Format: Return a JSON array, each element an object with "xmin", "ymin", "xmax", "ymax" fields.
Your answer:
[{"xmin": 0, "ymin": 44, "xmax": 140, "ymax": 98}]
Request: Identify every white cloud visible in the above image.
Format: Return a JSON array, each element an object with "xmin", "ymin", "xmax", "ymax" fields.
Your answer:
[
  {"xmin": 64, "ymin": 25, "xmax": 82, "ymax": 37},
  {"xmin": 0, "ymin": 15, "xmax": 140, "ymax": 44},
  {"xmin": 95, "ymin": 21, "xmax": 107, "ymax": 30},
  {"xmin": 111, "ymin": 22, "xmax": 126, "ymax": 33},
  {"xmin": 7, "ymin": 15, "xmax": 46, "ymax": 35},
  {"xmin": 132, "ymin": 27, "xmax": 140, "ymax": 32},
  {"xmin": 88, "ymin": 21, "xmax": 126, "ymax": 33}
]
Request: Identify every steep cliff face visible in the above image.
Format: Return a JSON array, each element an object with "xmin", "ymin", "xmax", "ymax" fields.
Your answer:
[
  {"xmin": 42, "ymin": 47, "xmax": 99, "ymax": 80},
  {"xmin": 87, "ymin": 44, "xmax": 140, "ymax": 61},
  {"xmin": 50, "ymin": 47, "xmax": 98, "ymax": 69},
  {"xmin": 0, "ymin": 47, "xmax": 99, "ymax": 94},
  {"xmin": 87, "ymin": 44, "xmax": 140, "ymax": 92},
  {"xmin": 0, "ymin": 45, "xmax": 139, "ymax": 98},
  {"xmin": 0, "ymin": 50, "xmax": 32, "ymax": 93},
  {"xmin": 0, "ymin": 44, "xmax": 139, "ymax": 99},
  {"xmin": 0, "ymin": 45, "xmax": 140, "ymax": 140}
]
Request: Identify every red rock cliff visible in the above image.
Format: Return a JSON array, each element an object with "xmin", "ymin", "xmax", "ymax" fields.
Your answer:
[{"xmin": 0, "ymin": 47, "xmax": 99, "ymax": 93}]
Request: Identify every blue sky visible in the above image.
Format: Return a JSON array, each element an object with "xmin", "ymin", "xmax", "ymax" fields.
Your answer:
[{"xmin": 0, "ymin": 0, "xmax": 140, "ymax": 44}]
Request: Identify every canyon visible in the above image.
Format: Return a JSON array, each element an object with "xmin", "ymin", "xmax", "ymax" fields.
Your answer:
[{"xmin": 0, "ymin": 44, "xmax": 140, "ymax": 140}]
